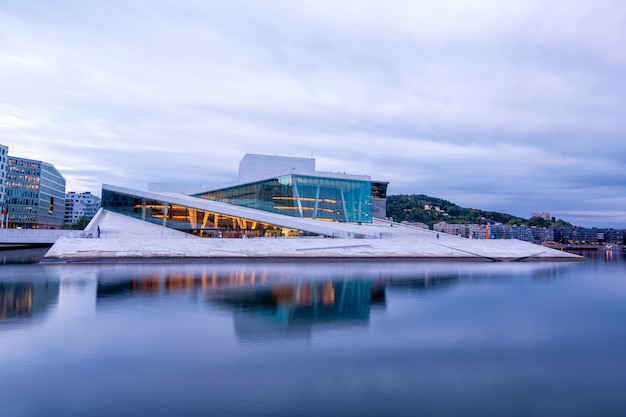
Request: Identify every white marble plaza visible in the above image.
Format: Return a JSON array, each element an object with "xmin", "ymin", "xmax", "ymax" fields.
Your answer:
[{"xmin": 44, "ymin": 210, "xmax": 583, "ymax": 262}]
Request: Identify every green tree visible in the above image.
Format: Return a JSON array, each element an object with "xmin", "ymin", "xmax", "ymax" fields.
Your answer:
[
  {"xmin": 528, "ymin": 217, "xmax": 548, "ymax": 227},
  {"xmin": 387, "ymin": 194, "xmax": 528, "ymax": 227},
  {"xmin": 71, "ymin": 216, "xmax": 93, "ymax": 230}
]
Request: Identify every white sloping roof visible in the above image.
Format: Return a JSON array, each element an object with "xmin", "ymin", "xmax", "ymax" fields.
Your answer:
[
  {"xmin": 45, "ymin": 210, "xmax": 584, "ymax": 261},
  {"xmin": 102, "ymin": 183, "xmax": 379, "ymax": 238},
  {"xmin": 195, "ymin": 169, "xmax": 372, "ymax": 195}
]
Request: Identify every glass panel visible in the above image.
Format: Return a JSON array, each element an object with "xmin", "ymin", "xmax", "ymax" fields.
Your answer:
[
  {"xmin": 102, "ymin": 189, "xmax": 316, "ymax": 238},
  {"xmin": 195, "ymin": 175, "xmax": 373, "ymax": 223}
]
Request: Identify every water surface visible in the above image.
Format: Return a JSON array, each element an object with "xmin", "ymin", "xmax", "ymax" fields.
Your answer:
[{"xmin": 1, "ymin": 252, "xmax": 625, "ymax": 416}]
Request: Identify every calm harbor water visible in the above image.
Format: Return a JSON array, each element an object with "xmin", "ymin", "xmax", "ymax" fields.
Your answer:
[{"xmin": 1, "ymin": 250, "xmax": 625, "ymax": 417}]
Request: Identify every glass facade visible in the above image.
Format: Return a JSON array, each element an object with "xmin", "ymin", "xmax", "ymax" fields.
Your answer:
[
  {"xmin": 0, "ymin": 145, "xmax": 7, "ymax": 207},
  {"xmin": 195, "ymin": 174, "xmax": 373, "ymax": 223},
  {"xmin": 102, "ymin": 188, "xmax": 312, "ymax": 238},
  {"xmin": 5, "ymin": 158, "xmax": 66, "ymax": 229}
]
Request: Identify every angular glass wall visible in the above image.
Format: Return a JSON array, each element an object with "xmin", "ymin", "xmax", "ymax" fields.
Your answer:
[
  {"xmin": 102, "ymin": 189, "xmax": 309, "ymax": 238},
  {"xmin": 195, "ymin": 175, "xmax": 372, "ymax": 223},
  {"xmin": 5, "ymin": 158, "xmax": 66, "ymax": 228},
  {"xmin": 39, "ymin": 162, "xmax": 66, "ymax": 227}
]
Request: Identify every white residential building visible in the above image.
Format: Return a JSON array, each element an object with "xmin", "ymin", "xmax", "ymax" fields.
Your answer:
[
  {"xmin": 65, "ymin": 192, "xmax": 101, "ymax": 225},
  {"xmin": 433, "ymin": 222, "xmax": 464, "ymax": 236}
]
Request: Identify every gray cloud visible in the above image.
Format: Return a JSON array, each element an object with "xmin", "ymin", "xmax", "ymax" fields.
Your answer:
[{"xmin": 1, "ymin": 0, "xmax": 625, "ymax": 227}]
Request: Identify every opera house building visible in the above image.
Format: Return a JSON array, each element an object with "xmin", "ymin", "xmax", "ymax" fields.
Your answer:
[
  {"xmin": 102, "ymin": 154, "xmax": 389, "ymax": 239},
  {"xmin": 44, "ymin": 153, "xmax": 581, "ymax": 261}
]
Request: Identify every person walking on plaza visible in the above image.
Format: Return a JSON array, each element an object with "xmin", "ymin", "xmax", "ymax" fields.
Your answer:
[{"xmin": 97, "ymin": 226, "xmax": 101, "ymax": 238}]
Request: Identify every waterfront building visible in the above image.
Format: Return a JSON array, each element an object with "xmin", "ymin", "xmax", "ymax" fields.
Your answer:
[
  {"xmin": 6, "ymin": 156, "xmax": 66, "ymax": 229},
  {"xmin": 553, "ymin": 226, "xmax": 625, "ymax": 245},
  {"xmin": 530, "ymin": 227, "xmax": 554, "ymax": 243},
  {"xmin": 433, "ymin": 222, "xmax": 556, "ymax": 244},
  {"xmin": 602, "ymin": 229, "xmax": 624, "ymax": 245},
  {"xmin": 48, "ymin": 153, "xmax": 585, "ymax": 262},
  {"xmin": 490, "ymin": 224, "xmax": 512, "ymax": 239},
  {"xmin": 194, "ymin": 154, "xmax": 388, "ymax": 223},
  {"xmin": 0, "ymin": 144, "xmax": 7, "ymax": 227},
  {"xmin": 509, "ymin": 226, "xmax": 533, "ymax": 242},
  {"xmin": 433, "ymin": 222, "xmax": 464, "ymax": 236},
  {"xmin": 65, "ymin": 191, "xmax": 101, "ymax": 226},
  {"xmin": 569, "ymin": 227, "xmax": 601, "ymax": 244},
  {"xmin": 465, "ymin": 224, "xmax": 486, "ymax": 239},
  {"xmin": 103, "ymin": 154, "xmax": 388, "ymax": 238},
  {"xmin": 553, "ymin": 226, "xmax": 572, "ymax": 244}
]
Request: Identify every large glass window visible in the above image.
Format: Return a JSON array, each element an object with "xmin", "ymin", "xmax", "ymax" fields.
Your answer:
[
  {"xmin": 102, "ymin": 189, "xmax": 310, "ymax": 238},
  {"xmin": 195, "ymin": 175, "xmax": 373, "ymax": 223}
]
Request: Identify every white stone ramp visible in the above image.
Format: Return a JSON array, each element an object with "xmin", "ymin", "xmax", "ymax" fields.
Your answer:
[
  {"xmin": 44, "ymin": 211, "xmax": 583, "ymax": 262},
  {"xmin": 86, "ymin": 209, "xmax": 198, "ymax": 239}
]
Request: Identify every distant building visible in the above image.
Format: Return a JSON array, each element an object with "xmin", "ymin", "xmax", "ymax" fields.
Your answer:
[
  {"xmin": 531, "ymin": 212, "xmax": 551, "ymax": 221},
  {"xmin": 65, "ymin": 191, "xmax": 101, "ymax": 225},
  {"xmin": 553, "ymin": 226, "xmax": 625, "ymax": 245},
  {"xmin": 5, "ymin": 155, "xmax": 66, "ymax": 229},
  {"xmin": 530, "ymin": 226, "xmax": 554, "ymax": 243},
  {"xmin": 434, "ymin": 222, "xmax": 464, "ymax": 236},
  {"xmin": 570, "ymin": 227, "xmax": 599, "ymax": 243},
  {"xmin": 602, "ymin": 229, "xmax": 624, "ymax": 244},
  {"xmin": 0, "ymin": 144, "xmax": 8, "ymax": 227},
  {"xmin": 465, "ymin": 224, "xmax": 486, "ymax": 239},
  {"xmin": 509, "ymin": 225, "xmax": 533, "ymax": 242},
  {"xmin": 490, "ymin": 224, "xmax": 512, "ymax": 239},
  {"xmin": 433, "ymin": 221, "xmax": 557, "ymax": 244},
  {"xmin": 424, "ymin": 204, "xmax": 443, "ymax": 212}
]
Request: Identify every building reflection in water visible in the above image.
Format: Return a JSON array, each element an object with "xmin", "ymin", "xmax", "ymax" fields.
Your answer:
[
  {"xmin": 95, "ymin": 269, "xmax": 386, "ymax": 342},
  {"xmin": 0, "ymin": 281, "xmax": 60, "ymax": 325},
  {"xmin": 92, "ymin": 261, "xmax": 572, "ymax": 342},
  {"xmin": 0, "ymin": 248, "xmax": 50, "ymax": 265},
  {"xmin": 210, "ymin": 280, "xmax": 386, "ymax": 342}
]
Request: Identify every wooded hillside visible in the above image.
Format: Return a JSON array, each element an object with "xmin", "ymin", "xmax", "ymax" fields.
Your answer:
[{"xmin": 386, "ymin": 194, "xmax": 571, "ymax": 229}]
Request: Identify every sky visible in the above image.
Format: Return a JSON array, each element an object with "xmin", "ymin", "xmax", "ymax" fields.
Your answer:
[{"xmin": 1, "ymin": 0, "xmax": 625, "ymax": 228}]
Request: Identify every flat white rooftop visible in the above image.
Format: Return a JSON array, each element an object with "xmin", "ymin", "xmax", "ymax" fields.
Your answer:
[{"xmin": 44, "ymin": 210, "xmax": 584, "ymax": 263}]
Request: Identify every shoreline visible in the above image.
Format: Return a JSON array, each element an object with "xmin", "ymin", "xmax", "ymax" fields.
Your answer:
[
  {"xmin": 40, "ymin": 211, "xmax": 587, "ymax": 264},
  {"xmin": 38, "ymin": 256, "xmax": 590, "ymax": 265},
  {"xmin": 40, "ymin": 255, "xmax": 586, "ymax": 264}
]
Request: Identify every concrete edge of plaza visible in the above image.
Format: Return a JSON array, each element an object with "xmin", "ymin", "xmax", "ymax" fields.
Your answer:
[{"xmin": 42, "ymin": 207, "xmax": 586, "ymax": 263}]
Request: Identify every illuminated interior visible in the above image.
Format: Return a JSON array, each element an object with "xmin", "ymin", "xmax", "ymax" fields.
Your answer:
[
  {"xmin": 195, "ymin": 174, "xmax": 376, "ymax": 223},
  {"xmin": 102, "ymin": 188, "xmax": 313, "ymax": 238}
]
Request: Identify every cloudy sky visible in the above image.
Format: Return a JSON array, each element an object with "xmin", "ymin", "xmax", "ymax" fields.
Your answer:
[{"xmin": 1, "ymin": 0, "xmax": 625, "ymax": 227}]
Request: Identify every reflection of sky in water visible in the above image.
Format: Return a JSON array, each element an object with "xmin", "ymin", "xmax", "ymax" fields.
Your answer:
[{"xmin": 0, "ymin": 258, "xmax": 625, "ymax": 417}]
